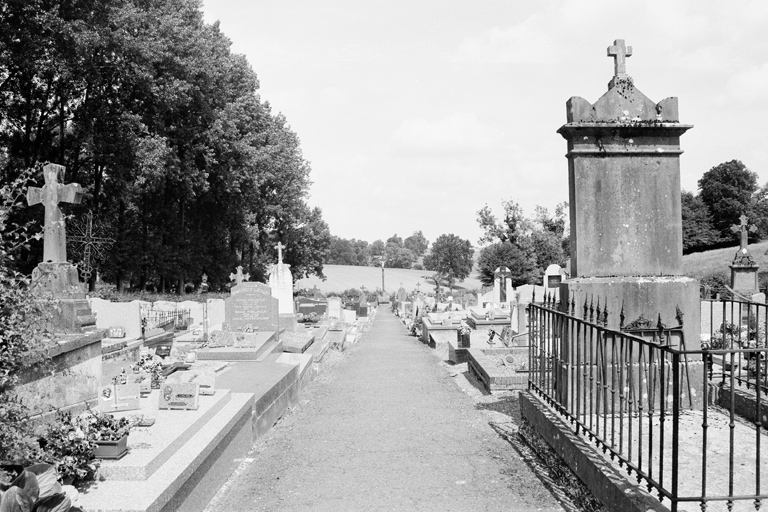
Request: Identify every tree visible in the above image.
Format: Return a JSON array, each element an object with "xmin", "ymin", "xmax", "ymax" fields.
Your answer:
[
  {"xmin": 699, "ymin": 160, "xmax": 759, "ymax": 241},
  {"xmin": 476, "ymin": 242, "xmax": 537, "ymax": 288},
  {"xmin": 422, "ymin": 234, "xmax": 474, "ymax": 293},
  {"xmin": 681, "ymin": 191, "xmax": 721, "ymax": 253},
  {"xmin": 384, "ymin": 234, "xmax": 413, "ymax": 268},
  {"xmin": 404, "ymin": 231, "xmax": 429, "ymax": 257}
]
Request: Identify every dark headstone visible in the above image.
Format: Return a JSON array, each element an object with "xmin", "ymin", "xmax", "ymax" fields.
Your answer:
[{"xmin": 224, "ymin": 282, "xmax": 279, "ymax": 333}]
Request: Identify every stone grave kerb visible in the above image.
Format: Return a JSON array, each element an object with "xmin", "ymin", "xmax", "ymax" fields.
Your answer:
[{"xmin": 557, "ymin": 39, "xmax": 699, "ymax": 348}]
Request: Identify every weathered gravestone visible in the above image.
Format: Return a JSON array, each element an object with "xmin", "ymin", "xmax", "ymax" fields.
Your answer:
[
  {"xmin": 224, "ymin": 282, "xmax": 279, "ymax": 333},
  {"xmin": 543, "ymin": 264, "xmax": 565, "ymax": 298},
  {"xmin": 358, "ymin": 289, "xmax": 368, "ymax": 317},
  {"xmin": 729, "ymin": 215, "xmax": 759, "ymax": 296},
  {"xmin": 557, "ymin": 39, "xmax": 699, "ymax": 347}
]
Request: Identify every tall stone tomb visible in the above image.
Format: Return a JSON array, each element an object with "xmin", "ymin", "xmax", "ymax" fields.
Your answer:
[
  {"xmin": 729, "ymin": 214, "xmax": 759, "ymax": 297},
  {"xmin": 558, "ymin": 40, "xmax": 699, "ymax": 346},
  {"xmin": 268, "ymin": 242, "xmax": 297, "ymax": 332},
  {"xmin": 27, "ymin": 163, "xmax": 98, "ymax": 333}
]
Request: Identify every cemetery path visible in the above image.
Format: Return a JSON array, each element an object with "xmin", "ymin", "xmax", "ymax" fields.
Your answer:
[{"xmin": 205, "ymin": 310, "xmax": 564, "ymax": 512}]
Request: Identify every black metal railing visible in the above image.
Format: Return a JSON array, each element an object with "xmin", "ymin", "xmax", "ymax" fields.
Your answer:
[
  {"xmin": 141, "ymin": 307, "xmax": 191, "ymax": 333},
  {"xmin": 528, "ymin": 293, "xmax": 768, "ymax": 511},
  {"xmin": 703, "ymin": 299, "xmax": 768, "ymax": 393}
]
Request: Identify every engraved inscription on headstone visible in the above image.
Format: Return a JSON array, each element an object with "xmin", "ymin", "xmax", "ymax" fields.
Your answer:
[{"xmin": 224, "ymin": 282, "xmax": 278, "ymax": 332}]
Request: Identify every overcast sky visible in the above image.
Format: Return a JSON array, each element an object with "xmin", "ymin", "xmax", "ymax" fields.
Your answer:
[{"xmin": 201, "ymin": 0, "xmax": 768, "ymax": 247}]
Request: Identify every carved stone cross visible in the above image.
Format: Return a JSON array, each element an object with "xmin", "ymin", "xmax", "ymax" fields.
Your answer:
[
  {"xmin": 731, "ymin": 214, "xmax": 757, "ymax": 251},
  {"xmin": 26, "ymin": 163, "xmax": 83, "ymax": 263},
  {"xmin": 607, "ymin": 39, "xmax": 632, "ymax": 76},
  {"xmin": 229, "ymin": 265, "xmax": 249, "ymax": 285},
  {"xmin": 275, "ymin": 241, "xmax": 285, "ymax": 264}
]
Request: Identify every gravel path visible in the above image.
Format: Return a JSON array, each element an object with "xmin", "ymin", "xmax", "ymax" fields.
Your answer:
[{"xmin": 205, "ymin": 310, "xmax": 565, "ymax": 511}]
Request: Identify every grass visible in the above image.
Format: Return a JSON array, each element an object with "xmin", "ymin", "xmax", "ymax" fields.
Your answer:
[
  {"xmin": 682, "ymin": 241, "xmax": 768, "ymax": 278},
  {"xmin": 295, "ymin": 264, "xmax": 484, "ymax": 296}
]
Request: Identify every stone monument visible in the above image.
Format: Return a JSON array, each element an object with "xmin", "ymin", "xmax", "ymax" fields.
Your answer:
[
  {"xmin": 493, "ymin": 266, "xmax": 513, "ymax": 305},
  {"xmin": 26, "ymin": 163, "xmax": 97, "ymax": 333},
  {"xmin": 557, "ymin": 39, "xmax": 699, "ymax": 347},
  {"xmin": 729, "ymin": 214, "xmax": 759, "ymax": 297},
  {"xmin": 268, "ymin": 241, "xmax": 297, "ymax": 331}
]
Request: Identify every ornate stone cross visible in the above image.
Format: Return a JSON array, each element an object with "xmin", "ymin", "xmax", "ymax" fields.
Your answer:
[
  {"xmin": 229, "ymin": 265, "xmax": 249, "ymax": 285},
  {"xmin": 26, "ymin": 163, "xmax": 83, "ymax": 263},
  {"xmin": 275, "ymin": 241, "xmax": 285, "ymax": 264},
  {"xmin": 607, "ymin": 39, "xmax": 632, "ymax": 76},
  {"xmin": 731, "ymin": 214, "xmax": 757, "ymax": 251}
]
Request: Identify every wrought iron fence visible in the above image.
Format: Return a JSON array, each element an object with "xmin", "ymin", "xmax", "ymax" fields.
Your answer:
[
  {"xmin": 528, "ymin": 294, "xmax": 768, "ymax": 511},
  {"xmin": 703, "ymin": 299, "xmax": 768, "ymax": 393},
  {"xmin": 141, "ymin": 307, "xmax": 191, "ymax": 333}
]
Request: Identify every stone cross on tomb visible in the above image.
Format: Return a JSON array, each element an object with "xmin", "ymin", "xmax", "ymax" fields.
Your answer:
[
  {"xmin": 607, "ymin": 39, "xmax": 632, "ymax": 76},
  {"xmin": 731, "ymin": 214, "xmax": 757, "ymax": 251},
  {"xmin": 26, "ymin": 163, "xmax": 83, "ymax": 263},
  {"xmin": 229, "ymin": 265, "xmax": 249, "ymax": 285},
  {"xmin": 275, "ymin": 241, "xmax": 285, "ymax": 264}
]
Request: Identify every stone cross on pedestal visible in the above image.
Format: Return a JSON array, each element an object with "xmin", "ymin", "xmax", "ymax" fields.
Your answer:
[
  {"xmin": 607, "ymin": 39, "xmax": 632, "ymax": 76},
  {"xmin": 275, "ymin": 242, "xmax": 285, "ymax": 264},
  {"xmin": 731, "ymin": 214, "xmax": 757, "ymax": 251},
  {"xmin": 26, "ymin": 163, "xmax": 83, "ymax": 263},
  {"xmin": 229, "ymin": 265, "xmax": 249, "ymax": 285}
]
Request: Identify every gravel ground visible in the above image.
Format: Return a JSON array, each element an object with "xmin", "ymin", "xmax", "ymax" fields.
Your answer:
[{"xmin": 204, "ymin": 311, "xmax": 567, "ymax": 512}]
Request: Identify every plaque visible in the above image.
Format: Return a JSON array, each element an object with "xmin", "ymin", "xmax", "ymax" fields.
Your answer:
[
  {"xmin": 158, "ymin": 382, "xmax": 199, "ymax": 410},
  {"xmin": 155, "ymin": 345, "xmax": 171, "ymax": 358},
  {"xmin": 547, "ymin": 275, "xmax": 562, "ymax": 289},
  {"xmin": 99, "ymin": 383, "xmax": 141, "ymax": 413},
  {"xmin": 187, "ymin": 370, "xmax": 216, "ymax": 396}
]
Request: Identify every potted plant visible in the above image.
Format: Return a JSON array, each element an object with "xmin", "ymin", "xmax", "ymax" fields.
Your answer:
[{"xmin": 89, "ymin": 412, "xmax": 131, "ymax": 460}]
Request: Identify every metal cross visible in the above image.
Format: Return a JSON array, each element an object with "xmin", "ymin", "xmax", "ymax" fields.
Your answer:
[
  {"xmin": 731, "ymin": 214, "xmax": 757, "ymax": 251},
  {"xmin": 68, "ymin": 210, "xmax": 114, "ymax": 282},
  {"xmin": 607, "ymin": 39, "xmax": 632, "ymax": 76}
]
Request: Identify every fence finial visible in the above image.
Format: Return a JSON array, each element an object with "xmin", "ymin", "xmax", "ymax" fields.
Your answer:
[
  {"xmin": 595, "ymin": 297, "xmax": 602, "ymax": 326},
  {"xmin": 619, "ymin": 302, "xmax": 626, "ymax": 330},
  {"xmin": 583, "ymin": 296, "xmax": 589, "ymax": 320},
  {"xmin": 589, "ymin": 295, "xmax": 595, "ymax": 323},
  {"xmin": 602, "ymin": 298, "xmax": 609, "ymax": 327},
  {"xmin": 571, "ymin": 294, "xmax": 576, "ymax": 316},
  {"xmin": 675, "ymin": 305, "xmax": 684, "ymax": 326}
]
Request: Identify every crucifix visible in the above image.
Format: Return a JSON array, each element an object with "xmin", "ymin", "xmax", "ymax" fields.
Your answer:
[
  {"xmin": 68, "ymin": 210, "xmax": 114, "ymax": 282},
  {"xmin": 607, "ymin": 39, "xmax": 632, "ymax": 77},
  {"xmin": 275, "ymin": 241, "xmax": 285, "ymax": 264},
  {"xmin": 26, "ymin": 163, "xmax": 83, "ymax": 263},
  {"xmin": 494, "ymin": 266, "xmax": 512, "ymax": 303},
  {"xmin": 731, "ymin": 214, "xmax": 757, "ymax": 251}
]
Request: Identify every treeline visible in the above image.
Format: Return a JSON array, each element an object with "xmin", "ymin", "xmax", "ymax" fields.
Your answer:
[
  {"xmin": 682, "ymin": 160, "xmax": 768, "ymax": 254},
  {"xmin": 0, "ymin": 0, "xmax": 329, "ymax": 292},
  {"xmin": 326, "ymin": 231, "xmax": 429, "ymax": 268}
]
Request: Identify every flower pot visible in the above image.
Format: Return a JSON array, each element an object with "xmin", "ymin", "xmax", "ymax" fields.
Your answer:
[{"xmin": 94, "ymin": 435, "xmax": 129, "ymax": 460}]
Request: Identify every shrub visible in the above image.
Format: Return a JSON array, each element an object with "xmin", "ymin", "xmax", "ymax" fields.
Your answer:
[{"xmin": 699, "ymin": 269, "xmax": 729, "ymax": 299}]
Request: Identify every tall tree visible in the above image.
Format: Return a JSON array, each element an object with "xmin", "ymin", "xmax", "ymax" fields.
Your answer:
[
  {"xmin": 698, "ymin": 160, "xmax": 759, "ymax": 241},
  {"xmin": 423, "ymin": 234, "xmax": 474, "ymax": 293},
  {"xmin": 476, "ymin": 242, "xmax": 537, "ymax": 288},
  {"xmin": 404, "ymin": 230, "xmax": 429, "ymax": 257},
  {"xmin": 681, "ymin": 191, "xmax": 721, "ymax": 253}
]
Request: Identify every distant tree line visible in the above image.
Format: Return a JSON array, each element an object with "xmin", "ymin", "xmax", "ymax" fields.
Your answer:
[
  {"xmin": 682, "ymin": 160, "xmax": 768, "ymax": 254},
  {"xmin": 0, "ymin": 0, "xmax": 330, "ymax": 293},
  {"xmin": 326, "ymin": 231, "xmax": 429, "ymax": 269}
]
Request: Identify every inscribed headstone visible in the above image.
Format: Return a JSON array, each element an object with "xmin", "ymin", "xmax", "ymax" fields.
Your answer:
[
  {"xmin": 327, "ymin": 297, "xmax": 342, "ymax": 319},
  {"xmin": 224, "ymin": 282, "xmax": 279, "ymax": 333}
]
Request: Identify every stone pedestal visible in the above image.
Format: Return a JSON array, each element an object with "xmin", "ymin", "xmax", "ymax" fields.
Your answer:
[
  {"xmin": 31, "ymin": 261, "xmax": 98, "ymax": 333},
  {"xmin": 731, "ymin": 263, "xmax": 759, "ymax": 296},
  {"xmin": 560, "ymin": 276, "xmax": 700, "ymax": 351}
]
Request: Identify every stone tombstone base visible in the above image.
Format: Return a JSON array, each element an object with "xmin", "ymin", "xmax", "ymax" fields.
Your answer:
[
  {"xmin": 30, "ymin": 261, "xmax": 84, "ymax": 299},
  {"xmin": 559, "ymin": 276, "xmax": 700, "ymax": 354},
  {"xmin": 279, "ymin": 313, "xmax": 299, "ymax": 333},
  {"xmin": 15, "ymin": 331, "xmax": 105, "ymax": 418},
  {"xmin": 731, "ymin": 264, "xmax": 759, "ymax": 296}
]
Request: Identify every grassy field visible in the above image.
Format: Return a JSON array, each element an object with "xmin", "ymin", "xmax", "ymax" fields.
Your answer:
[
  {"xmin": 682, "ymin": 241, "xmax": 768, "ymax": 278},
  {"xmin": 295, "ymin": 264, "xmax": 485, "ymax": 296}
]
